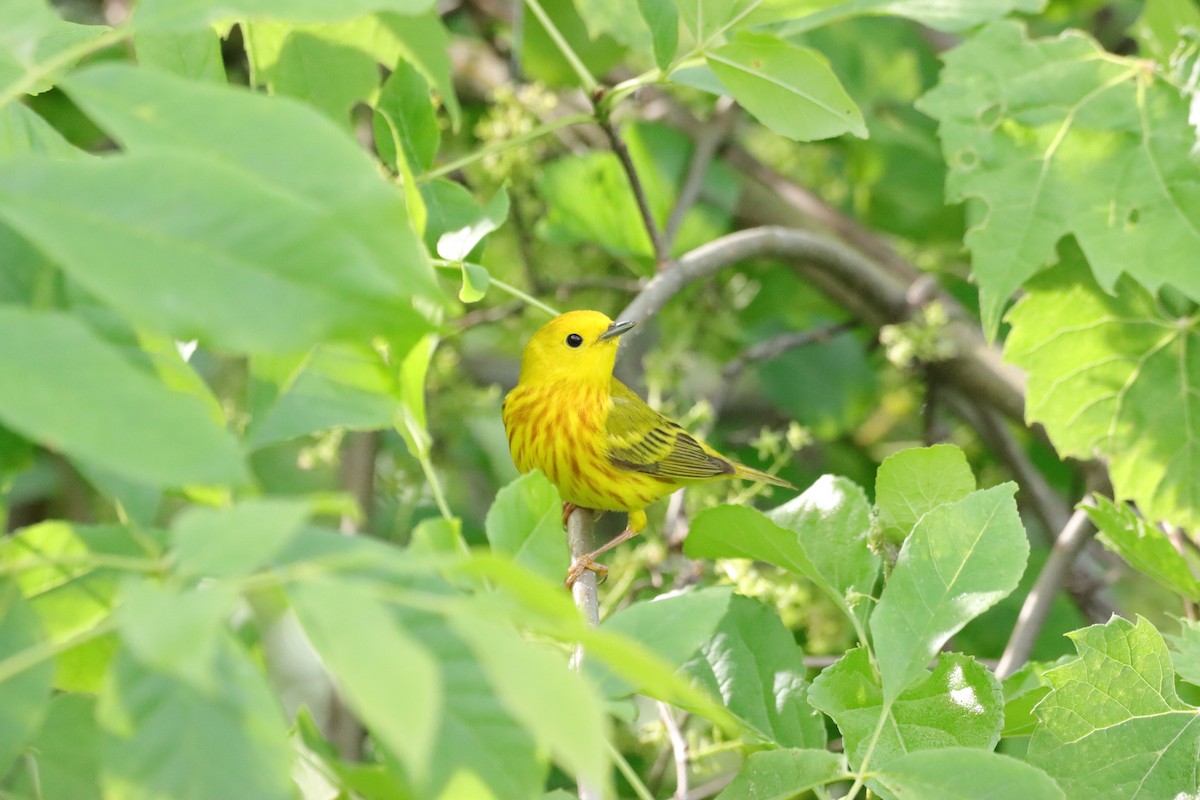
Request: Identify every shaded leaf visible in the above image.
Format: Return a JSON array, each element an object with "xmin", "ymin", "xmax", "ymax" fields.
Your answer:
[
  {"xmin": 715, "ymin": 749, "xmax": 848, "ymax": 800},
  {"xmin": 874, "ymin": 748, "xmax": 1064, "ymax": 800},
  {"xmin": 485, "ymin": 470, "xmax": 568, "ymax": 584},
  {"xmin": 0, "ymin": 576, "xmax": 55, "ymax": 777},
  {"xmin": 1086, "ymin": 495, "xmax": 1200, "ymax": 600},
  {"xmin": 172, "ymin": 499, "xmax": 314, "ymax": 578}
]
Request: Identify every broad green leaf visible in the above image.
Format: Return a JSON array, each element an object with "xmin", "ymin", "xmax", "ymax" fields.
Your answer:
[
  {"xmin": 134, "ymin": 29, "xmax": 227, "ymax": 82},
  {"xmin": 537, "ymin": 151, "xmax": 655, "ymax": 260},
  {"xmin": 874, "ymin": 444, "xmax": 975, "ymax": 545},
  {"xmin": 0, "ymin": 522, "xmax": 165, "ymax": 692},
  {"xmin": 638, "ymin": 0, "xmax": 678, "ymax": 68},
  {"xmin": 595, "ymin": 586, "xmax": 734, "ymax": 698},
  {"xmin": 247, "ymin": 344, "xmax": 400, "ymax": 448},
  {"xmin": 1005, "ymin": 255, "xmax": 1200, "ymax": 532},
  {"xmin": 437, "ymin": 187, "xmax": 510, "ymax": 262},
  {"xmin": 399, "ymin": 607, "xmax": 545, "ymax": 799},
  {"xmin": 409, "ymin": 516, "xmax": 469, "ymax": 557},
  {"xmin": 63, "ymin": 62, "xmax": 441, "ymax": 308},
  {"xmin": 870, "ymin": 484, "xmax": 1027, "ymax": 701},
  {"xmin": 1132, "ymin": 0, "xmax": 1200, "ymax": 65},
  {"xmin": 1028, "ymin": 616, "xmax": 1200, "ymax": 799},
  {"xmin": 683, "ymin": 594, "xmax": 826, "ymax": 747},
  {"xmin": 1166, "ymin": 618, "xmax": 1200, "ymax": 687},
  {"xmin": 97, "ymin": 635, "xmax": 293, "ymax": 800},
  {"xmin": 676, "ymin": 0, "xmax": 754, "ymax": 43},
  {"xmin": 375, "ymin": 12, "xmax": 461, "ymax": 129},
  {"xmin": 756, "ymin": 0, "xmax": 1046, "ymax": 33},
  {"xmin": 1086, "ymin": 496, "xmax": 1200, "ymax": 600},
  {"xmin": 576, "ymin": 0, "xmax": 652, "ymax": 53},
  {"xmin": 0, "ymin": 309, "xmax": 246, "ymax": 487},
  {"xmin": 715, "ymin": 749, "xmax": 848, "ymax": 800},
  {"xmin": 0, "ymin": 3, "xmax": 111, "ymax": 95},
  {"xmin": 918, "ymin": 21, "xmax": 1200, "ymax": 334},
  {"xmin": 5, "ymin": 695, "xmax": 101, "ymax": 800},
  {"xmin": 874, "ymin": 748, "xmax": 1064, "ymax": 800},
  {"xmin": 116, "ymin": 581, "xmax": 237, "ymax": 690},
  {"xmin": 1000, "ymin": 658, "xmax": 1066, "ymax": 738},
  {"xmin": 809, "ymin": 648, "xmax": 1002, "ymax": 771},
  {"xmin": 131, "ymin": 0, "xmax": 435, "ymax": 31},
  {"xmin": 0, "ymin": 576, "xmax": 55, "ymax": 777},
  {"xmin": 244, "ymin": 21, "xmax": 379, "ymax": 125},
  {"xmin": 705, "ymin": 33, "xmax": 866, "ymax": 141},
  {"xmin": 288, "ymin": 576, "xmax": 441, "ymax": 787},
  {"xmin": 0, "ymin": 152, "xmax": 427, "ymax": 354},
  {"xmin": 484, "ymin": 470, "xmax": 568, "ymax": 584},
  {"xmin": 172, "ymin": 499, "xmax": 314, "ymax": 578},
  {"xmin": 687, "ymin": 476, "xmax": 878, "ymax": 634},
  {"xmin": 450, "ymin": 615, "xmax": 610, "ymax": 791},
  {"xmin": 374, "ymin": 59, "xmax": 439, "ymax": 172},
  {"xmin": 0, "ymin": 103, "xmax": 82, "ymax": 159}
]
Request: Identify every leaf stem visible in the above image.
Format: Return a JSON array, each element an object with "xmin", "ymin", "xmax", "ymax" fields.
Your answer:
[
  {"xmin": 0, "ymin": 615, "xmax": 117, "ymax": 686},
  {"xmin": 523, "ymin": 0, "xmax": 597, "ymax": 92},
  {"xmin": 607, "ymin": 739, "xmax": 656, "ymax": 800},
  {"xmin": 419, "ymin": 112, "xmax": 594, "ymax": 183},
  {"xmin": 844, "ymin": 699, "xmax": 892, "ymax": 798}
]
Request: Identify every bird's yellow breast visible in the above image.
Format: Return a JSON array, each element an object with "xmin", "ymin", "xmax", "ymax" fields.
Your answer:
[{"xmin": 502, "ymin": 380, "xmax": 674, "ymax": 513}]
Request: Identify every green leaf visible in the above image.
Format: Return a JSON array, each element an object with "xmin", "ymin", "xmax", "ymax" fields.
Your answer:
[
  {"xmin": 1028, "ymin": 616, "xmax": 1200, "ymax": 799},
  {"xmin": 757, "ymin": 0, "xmax": 1046, "ymax": 34},
  {"xmin": 595, "ymin": 586, "xmax": 734, "ymax": 698},
  {"xmin": 374, "ymin": 59, "xmax": 439, "ymax": 172},
  {"xmin": 172, "ymin": 499, "xmax": 314, "ymax": 579},
  {"xmin": 870, "ymin": 483, "xmax": 1027, "ymax": 701},
  {"xmin": 0, "ymin": 309, "xmax": 246, "ymax": 488},
  {"xmin": 687, "ymin": 476, "xmax": 879, "ymax": 633},
  {"xmin": 873, "ymin": 748, "xmax": 1065, "ymax": 800},
  {"xmin": 705, "ymin": 33, "xmax": 867, "ymax": 141},
  {"xmin": 438, "ymin": 186, "xmax": 510, "ymax": 262},
  {"xmin": 116, "ymin": 581, "xmax": 237, "ymax": 690},
  {"xmin": 809, "ymin": 648, "xmax": 1002, "ymax": 771},
  {"xmin": 1000, "ymin": 658, "xmax": 1066, "ymax": 738},
  {"xmin": 1005, "ymin": 253, "xmax": 1200, "ymax": 532},
  {"xmin": 134, "ymin": 29, "xmax": 227, "ymax": 82},
  {"xmin": 576, "ymin": 0, "xmax": 653, "ymax": 54},
  {"xmin": 485, "ymin": 470, "xmax": 568, "ymax": 584},
  {"xmin": 1132, "ymin": 0, "xmax": 1200, "ymax": 65},
  {"xmin": 684, "ymin": 594, "xmax": 826, "ymax": 747},
  {"xmin": 0, "ymin": 576, "xmax": 55, "ymax": 777},
  {"xmin": 536, "ymin": 151, "xmax": 655, "ymax": 261},
  {"xmin": 244, "ymin": 21, "xmax": 380, "ymax": 125},
  {"xmin": 63, "ymin": 62, "xmax": 442, "ymax": 314},
  {"xmin": 449, "ymin": 614, "xmax": 610, "ymax": 791},
  {"xmin": 97, "ymin": 635, "xmax": 294, "ymax": 800},
  {"xmin": 675, "ymin": 0, "xmax": 752, "ymax": 44},
  {"xmin": 715, "ymin": 749, "xmax": 849, "ymax": 800},
  {"xmin": 5, "ymin": 694, "xmax": 101, "ymax": 800},
  {"xmin": 0, "ymin": 4, "xmax": 111, "ymax": 95},
  {"xmin": 638, "ymin": 0, "xmax": 678, "ymax": 68},
  {"xmin": 918, "ymin": 21, "xmax": 1200, "ymax": 334},
  {"xmin": 874, "ymin": 444, "xmax": 975, "ymax": 545},
  {"xmin": 1086, "ymin": 496, "xmax": 1200, "ymax": 601},
  {"xmin": 288, "ymin": 575, "xmax": 442, "ymax": 787},
  {"xmin": 0, "ymin": 103, "xmax": 82, "ymax": 159},
  {"xmin": 1166, "ymin": 618, "xmax": 1200, "ymax": 687},
  {"xmin": 131, "ymin": 0, "xmax": 436, "ymax": 31}
]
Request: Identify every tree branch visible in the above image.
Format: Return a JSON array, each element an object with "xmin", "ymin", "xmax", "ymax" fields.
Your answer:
[
  {"xmin": 597, "ymin": 113, "xmax": 670, "ymax": 269},
  {"xmin": 566, "ymin": 506, "xmax": 604, "ymax": 800},
  {"xmin": 996, "ymin": 502, "xmax": 1098, "ymax": 680}
]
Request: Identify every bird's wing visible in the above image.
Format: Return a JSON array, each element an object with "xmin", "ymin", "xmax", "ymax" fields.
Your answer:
[{"xmin": 604, "ymin": 379, "xmax": 734, "ymax": 480}]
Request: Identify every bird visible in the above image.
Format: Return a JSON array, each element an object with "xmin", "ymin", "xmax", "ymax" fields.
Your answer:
[{"xmin": 502, "ymin": 309, "xmax": 795, "ymax": 588}]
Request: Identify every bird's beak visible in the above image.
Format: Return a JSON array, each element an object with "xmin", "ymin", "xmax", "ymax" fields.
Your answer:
[{"xmin": 598, "ymin": 320, "xmax": 636, "ymax": 341}]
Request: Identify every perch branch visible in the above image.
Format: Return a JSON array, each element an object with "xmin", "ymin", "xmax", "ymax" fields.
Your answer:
[
  {"xmin": 566, "ymin": 506, "xmax": 603, "ymax": 800},
  {"xmin": 996, "ymin": 502, "xmax": 1097, "ymax": 680}
]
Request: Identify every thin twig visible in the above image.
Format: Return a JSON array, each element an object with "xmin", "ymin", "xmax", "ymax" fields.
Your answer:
[
  {"xmin": 597, "ymin": 112, "xmax": 671, "ymax": 269},
  {"xmin": 657, "ymin": 701, "xmax": 691, "ymax": 800},
  {"xmin": 711, "ymin": 321, "xmax": 856, "ymax": 415},
  {"xmin": 567, "ymin": 506, "xmax": 604, "ymax": 800},
  {"xmin": 663, "ymin": 97, "xmax": 737, "ymax": 249},
  {"xmin": 996, "ymin": 501, "xmax": 1098, "ymax": 680}
]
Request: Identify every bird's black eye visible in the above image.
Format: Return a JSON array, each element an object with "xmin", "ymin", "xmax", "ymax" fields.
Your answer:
[{"xmin": 566, "ymin": 333, "xmax": 583, "ymax": 348}]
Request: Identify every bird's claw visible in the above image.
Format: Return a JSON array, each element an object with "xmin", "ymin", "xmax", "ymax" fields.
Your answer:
[
  {"xmin": 564, "ymin": 556, "xmax": 608, "ymax": 590},
  {"xmin": 561, "ymin": 502, "xmax": 580, "ymax": 530}
]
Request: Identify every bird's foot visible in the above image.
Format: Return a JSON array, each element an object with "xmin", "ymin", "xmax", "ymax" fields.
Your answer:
[
  {"xmin": 564, "ymin": 555, "xmax": 608, "ymax": 590},
  {"xmin": 561, "ymin": 501, "xmax": 580, "ymax": 529}
]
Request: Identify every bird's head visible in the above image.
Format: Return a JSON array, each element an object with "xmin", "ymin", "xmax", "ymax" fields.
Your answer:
[{"xmin": 517, "ymin": 310, "xmax": 637, "ymax": 386}]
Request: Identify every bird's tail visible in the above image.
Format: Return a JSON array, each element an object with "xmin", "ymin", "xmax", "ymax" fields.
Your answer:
[{"xmin": 733, "ymin": 463, "xmax": 796, "ymax": 490}]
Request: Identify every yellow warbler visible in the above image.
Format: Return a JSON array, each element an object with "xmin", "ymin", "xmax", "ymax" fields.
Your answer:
[{"xmin": 503, "ymin": 309, "xmax": 794, "ymax": 587}]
